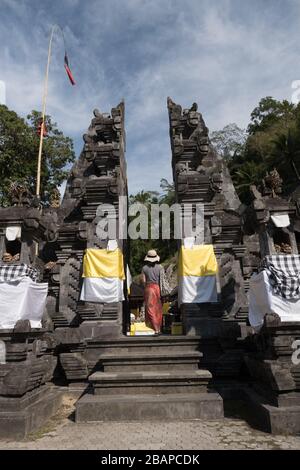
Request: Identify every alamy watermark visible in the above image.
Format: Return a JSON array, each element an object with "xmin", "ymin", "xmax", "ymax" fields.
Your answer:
[
  {"xmin": 95, "ymin": 196, "xmax": 205, "ymax": 242},
  {"xmin": 0, "ymin": 80, "xmax": 6, "ymax": 105},
  {"xmin": 292, "ymin": 339, "xmax": 300, "ymax": 365},
  {"xmin": 291, "ymin": 80, "xmax": 300, "ymax": 104},
  {"xmin": 0, "ymin": 340, "xmax": 5, "ymax": 365}
]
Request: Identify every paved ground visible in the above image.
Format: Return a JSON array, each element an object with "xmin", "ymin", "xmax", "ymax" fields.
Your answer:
[{"xmin": 0, "ymin": 396, "xmax": 300, "ymax": 450}]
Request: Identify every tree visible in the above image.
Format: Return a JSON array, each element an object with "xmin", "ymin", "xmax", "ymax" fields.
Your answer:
[
  {"xmin": 129, "ymin": 190, "xmax": 159, "ymax": 207},
  {"xmin": 247, "ymin": 97, "xmax": 296, "ymax": 135},
  {"xmin": 231, "ymin": 160, "xmax": 266, "ymax": 204},
  {"xmin": 227, "ymin": 96, "xmax": 300, "ymax": 203},
  {"xmin": 159, "ymin": 178, "xmax": 175, "ymax": 205},
  {"xmin": 210, "ymin": 123, "xmax": 247, "ymax": 160},
  {"xmin": 270, "ymin": 129, "xmax": 300, "ymax": 188},
  {"xmin": 0, "ymin": 105, "xmax": 75, "ymax": 206},
  {"xmin": 128, "ymin": 190, "xmax": 154, "ymax": 276},
  {"xmin": 160, "ymin": 178, "xmax": 174, "ymax": 193},
  {"xmin": 157, "ymin": 179, "xmax": 177, "ymax": 262}
]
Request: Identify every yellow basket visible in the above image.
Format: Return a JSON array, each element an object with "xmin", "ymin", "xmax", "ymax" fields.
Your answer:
[
  {"xmin": 171, "ymin": 322, "xmax": 183, "ymax": 335},
  {"xmin": 132, "ymin": 322, "xmax": 155, "ymax": 336},
  {"xmin": 130, "ymin": 324, "xmax": 136, "ymax": 336}
]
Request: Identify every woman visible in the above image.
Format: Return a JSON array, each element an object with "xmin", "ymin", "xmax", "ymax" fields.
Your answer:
[{"xmin": 141, "ymin": 249, "xmax": 163, "ymax": 335}]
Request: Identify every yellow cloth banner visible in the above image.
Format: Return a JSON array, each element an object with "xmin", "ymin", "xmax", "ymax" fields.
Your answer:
[
  {"xmin": 178, "ymin": 245, "xmax": 218, "ymax": 277},
  {"xmin": 82, "ymin": 248, "xmax": 125, "ymax": 279},
  {"xmin": 163, "ymin": 302, "xmax": 170, "ymax": 314}
]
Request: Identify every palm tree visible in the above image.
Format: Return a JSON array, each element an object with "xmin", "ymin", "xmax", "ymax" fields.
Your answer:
[
  {"xmin": 271, "ymin": 129, "xmax": 300, "ymax": 182},
  {"xmin": 159, "ymin": 179, "xmax": 175, "ymax": 205},
  {"xmin": 232, "ymin": 161, "xmax": 266, "ymax": 203},
  {"xmin": 129, "ymin": 190, "xmax": 159, "ymax": 207}
]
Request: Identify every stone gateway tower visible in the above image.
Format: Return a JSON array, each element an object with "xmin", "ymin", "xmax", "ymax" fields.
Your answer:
[{"xmin": 167, "ymin": 98, "xmax": 248, "ymax": 382}]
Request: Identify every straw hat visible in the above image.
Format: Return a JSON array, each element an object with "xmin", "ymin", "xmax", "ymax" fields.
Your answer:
[{"xmin": 144, "ymin": 249, "xmax": 160, "ymax": 263}]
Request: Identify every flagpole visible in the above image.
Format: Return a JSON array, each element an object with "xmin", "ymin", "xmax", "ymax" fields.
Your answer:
[
  {"xmin": 35, "ymin": 25, "xmax": 59, "ymax": 256},
  {"xmin": 35, "ymin": 24, "xmax": 73, "ymax": 255},
  {"xmin": 36, "ymin": 25, "xmax": 56, "ymax": 199}
]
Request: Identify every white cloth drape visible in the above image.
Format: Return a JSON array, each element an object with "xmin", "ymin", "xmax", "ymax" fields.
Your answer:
[
  {"xmin": 5, "ymin": 226, "xmax": 21, "ymax": 241},
  {"xmin": 178, "ymin": 275, "xmax": 218, "ymax": 304},
  {"xmin": 80, "ymin": 277, "xmax": 124, "ymax": 303},
  {"xmin": 271, "ymin": 214, "xmax": 290, "ymax": 228},
  {"xmin": 248, "ymin": 270, "xmax": 300, "ymax": 330},
  {"xmin": 0, "ymin": 277, "xmax": 48, "ymax": 329}
]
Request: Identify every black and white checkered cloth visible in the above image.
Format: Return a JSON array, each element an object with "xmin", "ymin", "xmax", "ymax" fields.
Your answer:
[
  {"xmin": 0, "ymin": 263, "xmax": 39, "ymax": 283},
  {"xmin": 261, "ymin": 255, "xmax": 300, "ymax": 300}
]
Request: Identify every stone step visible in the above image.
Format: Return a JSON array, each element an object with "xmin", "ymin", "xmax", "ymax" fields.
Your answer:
[
  {"xmin": 75, "ymin": 392, "xmax": 224, "ymax": 422},
  {"xmin": 89, "ymin": 369, "xmax": 211, "ymax": 395},
  {"xmin": 0, "ymin": 385, "xmax": 63, "ymax": 439},
  {"xmin": 85, "ymin": 336, "xmax": 201, "ymax": 358},
  {"xmin": 98, "ymin": 351, "xmax": 202, "ymax": 372}
]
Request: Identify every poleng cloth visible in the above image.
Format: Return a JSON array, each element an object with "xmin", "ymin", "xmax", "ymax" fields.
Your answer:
[
  {"xmin": 0, "ymin": 263, "xmax": 39, "ymax": 283},
  {"xmin": 261, "ymin": 255, "xmax": 300, "ymax": 300}
]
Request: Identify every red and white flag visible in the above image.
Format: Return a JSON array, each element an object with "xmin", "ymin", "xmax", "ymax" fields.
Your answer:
[{"xmin": 64, "ymin": 53, "xmax": 75, "ymax": 85}]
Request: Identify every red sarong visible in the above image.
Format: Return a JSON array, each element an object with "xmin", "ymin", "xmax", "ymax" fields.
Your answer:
[{"xmin": 144, "ymin": 283, "xmax": 163, "ymax": 332}]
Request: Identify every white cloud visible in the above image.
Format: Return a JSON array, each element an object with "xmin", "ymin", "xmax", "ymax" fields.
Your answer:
[{"xmin": 1, "ymin": 0, "xmax": 299, "ymax": 193}]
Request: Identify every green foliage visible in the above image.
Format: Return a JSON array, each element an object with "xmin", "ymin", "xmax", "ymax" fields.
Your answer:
[
  {"xmin": 223, "ymin": 97, "xmax": 300, "ymax": 203},
  {"xmin": 129, "ymin": 189, "xmax": 159, "ymax": 206},
  {"xmin": 231, "ymin": 160, "xmax": 266, "ymax": 203},
  {"xmin": 129, "ymin": 180, "xmax": 177, "ymax": 277},
  {"xmin": 0, "ymin": 105, "xmax": 75, "ymax": 206},
  {"xmin": 159, "ymin": 178, "xmax": 175, "ymax": 205},
  {"xmin": 270, "ymin": 128, "xmax": 300, "ymax": 189},
  {"xmin": 247, "ymin": 96, "xmax": 296, "ymax": 134}
]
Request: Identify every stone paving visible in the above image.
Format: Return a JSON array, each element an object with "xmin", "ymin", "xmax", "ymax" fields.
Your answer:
[{"xmin": 0, "ymin": 396, "xmax": 299, "ymax": 450}]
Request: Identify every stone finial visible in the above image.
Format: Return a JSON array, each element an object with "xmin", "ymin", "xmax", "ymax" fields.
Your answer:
[
  {"xmin": 93, "ymin": 108, "xmax": 102, "ymax": 118},
  {"xmin": 189, "ymin": 102, "xmax": 198, "ymax": 112},
  {"xmin": 262, "ymin": 169, "xmax": 283, "ymax": 197},
  {"xmin": 167, "ymin": 96, "xmax": 175, "ymax": 109},
  {"xmin": 167, "ymin": 97, "xmax": 182, "ymax": 119}
]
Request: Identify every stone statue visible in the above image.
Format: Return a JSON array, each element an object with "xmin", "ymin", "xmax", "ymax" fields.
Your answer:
[
  {"xmin": 49, "ymin": 187, "xmax": 61, "ymax": 208},
  {"xmin": 8, "ymin": 181, "xmax": 32, "ymax": 207}
]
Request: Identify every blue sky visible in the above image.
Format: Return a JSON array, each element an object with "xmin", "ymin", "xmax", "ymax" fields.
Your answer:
[{"xmin": 1, "ymin": 0, "xmax": 300, "ymax": 194}]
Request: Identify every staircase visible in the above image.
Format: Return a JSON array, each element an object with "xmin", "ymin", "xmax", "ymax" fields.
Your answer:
[{"xmin": 75, "ymin": 336, "xmax": 224, "ymax": 422}]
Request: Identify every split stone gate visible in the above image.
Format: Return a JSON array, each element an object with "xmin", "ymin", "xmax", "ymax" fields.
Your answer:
[{"xmin": 0, "ymin": 99, "xmax": 299, "ymax": 438}]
